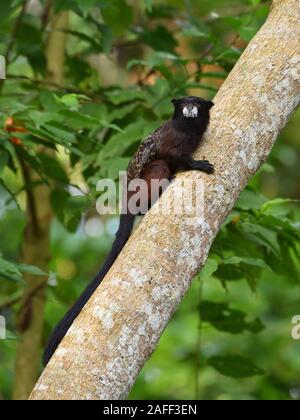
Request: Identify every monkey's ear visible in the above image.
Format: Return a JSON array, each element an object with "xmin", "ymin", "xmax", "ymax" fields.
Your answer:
[
  {"xmin": 171, "ymin": 98, "xmax": 178, "ymax": 105},
  {"xmin": 207, "ymin": 101, "xmax": 214, "ymax": 109}
]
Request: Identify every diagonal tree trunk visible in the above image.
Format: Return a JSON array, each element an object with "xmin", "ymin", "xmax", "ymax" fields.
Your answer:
[
  {"xmin": 13, "ymin": 11, "xmax": 69, "ymax": 400},
  {"xmin": 30, "ymin": 0, "xmax": 300, "ymax": 400}
]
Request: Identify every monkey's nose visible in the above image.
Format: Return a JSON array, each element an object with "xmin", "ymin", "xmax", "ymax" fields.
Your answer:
[{"xmin": 183, "ymin": 105, "xmax": 198, "ymax": 118}]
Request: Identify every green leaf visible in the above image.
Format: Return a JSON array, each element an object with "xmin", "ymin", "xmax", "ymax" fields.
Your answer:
[
  {"xmin": 39, "ymin": 91, "xmax": 64, "ymax": 113},
  {"xmin": 101, "ymin": 0, "xmax": 133, "ymax": 36},
  {"xmin": 146, "ymin": 4, "xmax": 176, "ymax": 19},
  {"xmin": 108, "ymin": 103, "xmax": 138, "ymax": 122},
  {"xmin": 15, "ymin": 22, "xmax": 46, "ymax": 72},
  {"xmin": 27, "ymin": 110, "xmax": 62, "ymax": 129},
  {"xmin": 0, "ymin": 209, "xmax": 26, "ymax": 257},
  {"xmin": 222, "ymin": 256, "xmax": 270, "ymax": 269},
  {"xmin": 51, "ymin": 188, "xmax": 70, "ymax": 223},
  {"xmin": 0, "ymin": 257, "xmax": 23, "ymax": 283},
  {"xmin": 63, "ymin": 195, "xmax": 91, "ymax": 233},
  {"xmin": 137, "ymin": 26, "xmax": 178, "ymax": 53},
  {"xmin": 99, "ymin": 121, "xmax": 123, "ymax": 133},
  {"xmin": 216, "ymin": 46, "xmax": 242, "ymax": 61},
  {"xmin": 0, "ymin": 0, "xmax": 13, "ymax": 21},
  {"xmin": 199, "ymin": 258, "xmax": 219, "ymax": 282},
  {"xmin": 61, "ymin": 110, "xmax": 100, "ymax": 130},
  {"xmin": 241, "ymin": 222, "xmax": 280, "ymax": 255},
  {"xmin": 60, "ymin": 94, "xmax": 80, "ymax": 111},
  {"xmin": 105, "ymin": 88, "xmax": 145, "ymax": 105},
  {"xmin": 249, "ymin": 0, "xmax": 261, "ymax": 6},
  {"xmin": 147, "ymin": 51, "xmax": 182, "ymax": 68},
  {"xmin": 259, "ymin": 214, "xmax": 299, "ymax": 235},
  {"xmin": 0, "ymin": 149, "xmax": 8, "ymax": 174},
  {"xmin": 222, "ymin": 16, "xmax": 243, "ymax": 31},
  {"xmin": 200, "ymin": 301, "xmax": 264, "ymax": 334},
  {"xmin": 236, "ymin": 189, "xmax": 267, "ymax": 210},
  {"xmin": 42, "ymin": 121, "xmax": 77, "ymax": 144},
  {"xmin": 238, "ymin": 27, "xmax": 258, "ymax": 42},
  {"xmin": 99, "ymin": 120, "xmax": 146, "ymax": 160},
  {"xmin": 64, "ymin": 29, "xmax": 102, "ymax": 52},
  {"xmin": 73, "ymin": 0, "xmax": 101, "ymax": 17},
  {"xmin": 38, "ymin": 153, "xmax": 69, "ymax": 183},
  {"xmin": 144, "ymin": 0, "xmax": 152, "ymax": 12},
  {"xmin": 66, "ymin": 56, "xmax": 93, "ymax": 84},
  {"xmin": 17, "ymin": 264, "xmax": 47, "ymax": 276},
  {"xmin": 260, "ymin": 198, "xmax": 299, "ymax": 217},
  {"xmin": 215, "ymin": 256, "xmax": 271, "ymax": 290},
  {"xmin": 181, "ymin": 26, "xmax": 209, "ymax": 38},
  {"xmin": 98, "ymin": 157, "xmax": 130, "ymax": 179},
  {"xmin": 258, "ymin": 163, "xmax": 275, "ymax": 174},
  {"xmin": 201, "ymin": 71, "xmax": 228, "ymax": 79},
  {"xmin": 223, "ymin": 210, "xmax": 240, "ymax": 226},
  {"xmin": 208, "ymin": 355, "xmax": 264, "ymax": 378},
  {"xmin": 98, "ymin": 23, "xmax": 113, "ymax": 54},
  {"xmin": 127, "ymin": 59, "xmax": 145, "ymax": 69}
]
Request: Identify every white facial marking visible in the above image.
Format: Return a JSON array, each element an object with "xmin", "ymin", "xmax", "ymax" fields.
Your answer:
[{"xmin": 183, "ymin": 106, "xmax": 198, "ymax": 118}]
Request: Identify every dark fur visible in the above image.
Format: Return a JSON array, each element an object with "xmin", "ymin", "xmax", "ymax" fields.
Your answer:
[{"xmin": 43, "ymin": 96, "xmax": 214, "ymax": 366}]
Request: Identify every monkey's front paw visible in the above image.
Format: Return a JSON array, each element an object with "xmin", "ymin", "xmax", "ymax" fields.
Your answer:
[
  {"xmin": 191, "ymin": 160, "xmax": 215, "ymax": 174},
  {"xmin": 202, "ymin": 161, "xmax": 215, "ymax": 174}
]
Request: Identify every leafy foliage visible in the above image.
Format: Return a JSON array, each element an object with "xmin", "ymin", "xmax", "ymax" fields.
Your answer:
[
  {"xmin": 199, "ymin": 301, "xmax": 265, "ymax": 334},
  {"xmin": 208, "ymin": 355, "xmax": 264, "ymax": 378},
  {"xmin": 0, "ymin": 0, "xmax": 300, "ymax": 401}
]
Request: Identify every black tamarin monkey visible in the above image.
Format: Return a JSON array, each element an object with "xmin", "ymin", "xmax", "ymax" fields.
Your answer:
[{"xmin": 43, "ymin": 96, "xmax": 214, "ymax": 366}]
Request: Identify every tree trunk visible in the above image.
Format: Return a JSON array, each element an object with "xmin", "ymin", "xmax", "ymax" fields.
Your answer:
[
  {"xmin": 13, "ymin": 11, "xmax": 69, "ymax": 400},
  {"xmin": 30, "ymin": 0, "xmax": 300, "ymax": 400}
]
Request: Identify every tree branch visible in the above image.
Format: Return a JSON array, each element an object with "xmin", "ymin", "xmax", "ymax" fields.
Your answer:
[
  {"xmin": 17, "ymin": 151, "xmax": 40, "ymax": 237},
  {"xmin": 41, "ymin": 0, "xmax": 54, "ymax": 31},
  {"xmin": 4, "ymin": 0, "xmax": 29, "ymax": 63},
  {"xmin": 6, "ymin": 74, "xmax": 103, "ymax": 99},
  {"xmin": 0, "ymin": 294, "xmax": 22, "ymax": 311},
  {"xmin": 30, "ymin": 0, "xmax": 300, "ymax": 400},
  {"xmin": 0, "ymin": 0, "xmax": 29, "ymax": 93}
]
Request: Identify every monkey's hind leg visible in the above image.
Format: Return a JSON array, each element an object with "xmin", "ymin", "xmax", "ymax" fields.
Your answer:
[{"xmin": 140, "ymin": 160, "xmax": 171, "ymax": 213}]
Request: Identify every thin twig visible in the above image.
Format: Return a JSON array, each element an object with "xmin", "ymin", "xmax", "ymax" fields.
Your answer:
[
  {"xmin": 195, "ymin": 275, "xmax": 204, "ymax": 400},
  {"xmin": 0, "ymin": 295, "xmax": 22, "ymax": 311},
  {"xmin": 0, "ymin": 0, "xmax": 30, "ymax": 93},
  {"xmin": 0, "ymin": 178, "xmax": 20, "ymax": 209},
  {"xmin": 17, "ymin": 282, "xmax": 48, "ymax": 332},
  {"xmin": 17, "ymin": 151, "xmax": 40, "ymax": 237},
  {"xmin": 6, "ymin": 74, "xmax": 104, "ymax": 100},
  {"xmin": 5, "ymin": 0, "xmax": 30, "ymax": 64},
  {"xmin": 41, "ymin": 0, "xmax": 54, "ymax": 31}
]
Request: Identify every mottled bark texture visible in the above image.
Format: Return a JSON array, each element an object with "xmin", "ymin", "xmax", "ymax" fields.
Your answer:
[{"xmin": 30, "ymin": 0, "xmax": 300, "ymax": 400}]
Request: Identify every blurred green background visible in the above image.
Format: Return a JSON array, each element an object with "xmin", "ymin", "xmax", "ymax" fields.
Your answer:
[{"xmin": 0, "ymin": 0, "xmax": 299, "ymax": 400}]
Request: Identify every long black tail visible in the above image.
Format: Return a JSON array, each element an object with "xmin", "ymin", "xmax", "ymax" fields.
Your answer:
[{"xmin": 43, "ymin": 213, "xmax": 135, "ymax": 366}]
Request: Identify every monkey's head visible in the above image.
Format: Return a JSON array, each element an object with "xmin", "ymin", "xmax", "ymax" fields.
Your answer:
[{"xmin": 171, "ymin": 96, "xmax": 214, "ymax": 120}]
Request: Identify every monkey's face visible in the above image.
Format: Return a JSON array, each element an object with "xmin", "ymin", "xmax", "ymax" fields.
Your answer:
[{"xmin": 171, "ymin": 96, "xmax": 214, "ymax": 119}]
